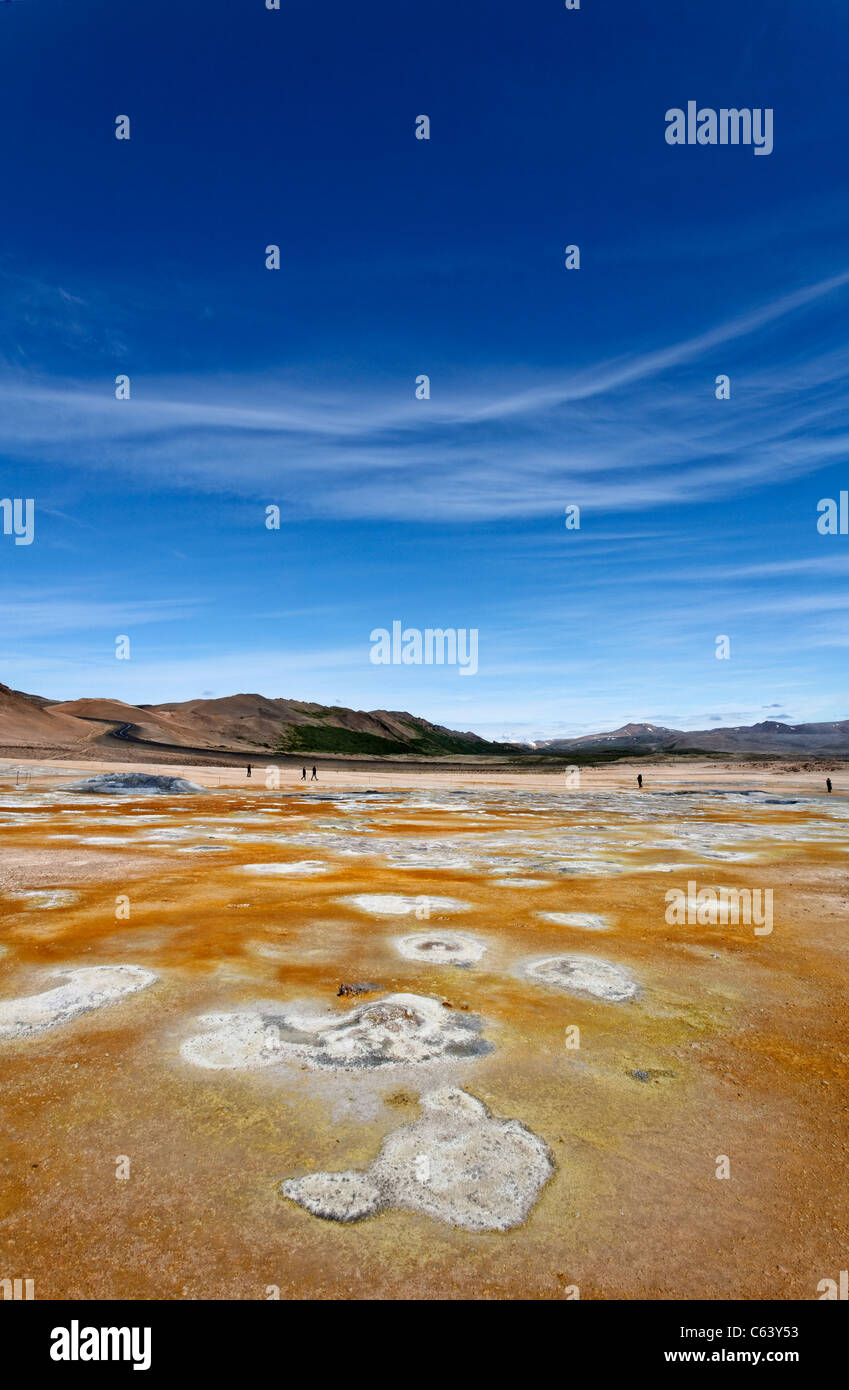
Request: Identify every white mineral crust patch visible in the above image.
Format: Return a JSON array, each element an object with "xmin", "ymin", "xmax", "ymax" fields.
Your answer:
[
  {"xmin": 395, "ymin": 931, "xmax": 487, "ymax": 966},
  {"xmin": 281, "ymin": 1086, "xmax": 554, "ymax": 1231},
  {"xmin": 0, "ymin": 965, "xmax": 157, "ymax": 1039},
  {"xmin": 521, "ymin": 954, "xmax": 638, "ymax": 1001},
  {"xmin": 491, "ymin": 877, "xmax": 553, "ymax": 888},
  {"xmin": 6, "ymin": 889, "xmax": 79, "ymax": 910},
  {"xmin": 537, "ymin": 912, "xmax": 610, "ymax": 931},
  {"xmin": 241, "ymin": 861, "xmax": 329, "ymax": 876},
  {"xmin": 248, "ymin": 941, "xmax": 289, "ymax": 960},
  {"xmin": 180, "ymin": 992, "xmax": 490, "ymax": 1070},
  {"xmin": 554, "ymin": 860, "xmax": 624, "ymax": 876},
  {"xmin": 682, "ymin": 892, "xmax": 758, "ymax": 923},
  {"xmin": 82, "ymin": 836, "xmax": 139, "ymax": 846},
  {"xmin": 339, "ymin": 894, "xmax": 469, "ymax": 916}
]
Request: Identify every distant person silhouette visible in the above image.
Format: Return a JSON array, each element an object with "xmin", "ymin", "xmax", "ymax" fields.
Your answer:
[
  {"xmin": 300, "ymin": 766, "xmax": 307, "ymax": 781},
  {"xmin": 827, "ymin": 777, "xmax": 833, "ymax": 793},
  {"xmin": 637, "ymin": 774, "xmax": 643, "ymax": 789},
  {"xmin": 246, "ymin": 764, "xmax": 252, "ymax": 779},
  {"xmin": 311, "ymin": 765, "xmax": 318, "ymax": 781}
]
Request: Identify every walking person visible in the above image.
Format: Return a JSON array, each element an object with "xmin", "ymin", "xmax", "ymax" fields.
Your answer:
[
  {"xmin": 827, "ymin": 777, "xmax": 833, "ymax": 794},
  {"xmin": 310, "ymin": 765, "xmax": 318, "ymax": 781},
  {"xmin": 300, "ymin": 766, "xmax": 307, "ymax": 781},
  {"xmin": 246, "ymin": 764, "xmax": 252, "ymax": 779},
  {"xmin": 637, "ymin": 773, "xmax": 643, "ymax": 789}
]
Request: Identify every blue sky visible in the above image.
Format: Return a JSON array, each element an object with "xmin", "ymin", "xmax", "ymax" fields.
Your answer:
[{"xmin": 1, "ymin": 0, "xmax": 847, "ymax": 741}]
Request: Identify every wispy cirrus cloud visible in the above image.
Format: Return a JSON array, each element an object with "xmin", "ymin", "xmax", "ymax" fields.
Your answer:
[
  {"xmin": 1, "ymin": 270, "xmax": 847, "ymax": 522},
  {"xmin": 0, "ymin": 593, "xmax": 203, "ymax": 638}
]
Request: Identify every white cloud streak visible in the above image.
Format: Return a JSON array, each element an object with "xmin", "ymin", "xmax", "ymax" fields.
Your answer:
[{"xmin": 1, "ymin": 271, "xmax": 846, "ymax": 522}]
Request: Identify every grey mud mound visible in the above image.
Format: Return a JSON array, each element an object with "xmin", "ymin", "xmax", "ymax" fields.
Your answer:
[
  {"xmin": 521, "ymin": 954, "xmax": 638, "ymax": 1002},
  {"xmin": 180, "ymin": 992, "xmax": 491, "ymax": 1071},
  {"xmin": 70, "ymin": 773, "xmax": 206, "ymax": 795},
  {"xmin": 281, "ymin": 1086, "xmax": 554, "ymax": 1231},
  {"xmin": 0, "ymin": 965, "xmax": 157, "ymax": 1038},
  {"xmin": 395, "ymin": 930, "xmax": 487, "ymax": 967}
]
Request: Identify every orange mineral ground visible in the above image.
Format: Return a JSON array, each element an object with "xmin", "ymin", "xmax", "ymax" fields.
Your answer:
[{"xmin": 0, "ymin": 758, "xmax": 847, "ymax": 1300}]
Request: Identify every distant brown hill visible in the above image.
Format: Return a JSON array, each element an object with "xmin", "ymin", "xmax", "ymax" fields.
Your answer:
[
  {"xmin": 0, "ymin": 684, "xmax": 509, "ymax": 759},
  {"xmin": 5, "ymin": 683, "xmax": 848, "ymax": 762},
  {"xmin": 0, "ymin": 683, "xmax": 96, "ymax": 748},
  {"xmin": 534, "ymin": 719, "xmax": 849, "ymax": 757}
]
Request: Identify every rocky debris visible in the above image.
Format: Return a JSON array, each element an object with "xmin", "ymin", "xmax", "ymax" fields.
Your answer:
[
  {"xmin": 0, "ymin": 965, "xmax": 157, "ymax": 1038},
  {"xmin": 281, "ymin": 1086, "xmax": 554, "ymax": 1231},
  {"xmin": 520, "ymin": 954, "xmax": 639, "ymax": 1002},
  {"xmin": 395, "ymin": 931, "xmax": 487, "ymax": 967},
  {"xmin": 180, "ymin": 992, "xmax": 491, "ymax": 1071},
  {"xmin": 630, "ymin": 1068, "xmax": 675, "ymax": 1083},
  {"xmin": 384, "ymin": 1089, "xmax": 414, "ymax": 1106},
  {"xmin": 337, "ymin": 981, "xmax": 381, "ymax": 997},
  {"xmin": 70, "ymin": 773, "xmax": 205, "ymax": 795}
]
